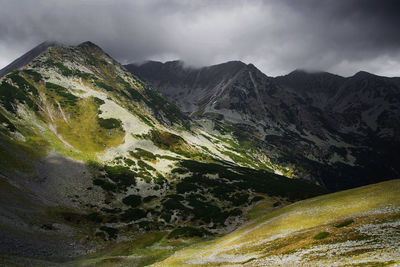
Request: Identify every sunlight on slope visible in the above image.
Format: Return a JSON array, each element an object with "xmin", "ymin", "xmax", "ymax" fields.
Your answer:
[{"xmin": 155, "ymin": 179, "xmax": 400, "ymax": 266}]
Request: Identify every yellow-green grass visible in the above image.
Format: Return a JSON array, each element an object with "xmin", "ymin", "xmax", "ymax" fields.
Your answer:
[
  {"xmin": 55, "ymin": 97, "xmax": 125, "ymax": 153},
  {"xmin": 155, "ymin": 179, "xmax": 400, "ymax": 266},
  {"xmin": 0, "ymin": 126, "xmax": 48, "ymax": 174},
  {"xmin": 244, "ymin": 195, "xmax": 288, "ymax": 221}
]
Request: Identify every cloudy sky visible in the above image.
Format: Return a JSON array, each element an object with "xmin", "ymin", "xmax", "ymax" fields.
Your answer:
[{"xmin": 1, "ymin": 0, "xmax": 400, "ymax": 77}]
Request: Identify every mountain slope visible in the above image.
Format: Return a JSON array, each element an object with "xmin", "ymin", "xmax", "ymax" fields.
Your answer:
[
  {"xmin": 0, "ymin": 41, "xmax": 59, "ymax": 78},
  {"xmin": 127, "ymin": 61, "xmax": 400, "ymax": 191},
  {"xmin": 0, "ymin": 42, "xmax": 324, "ymax": 265},
  {"xmin": 155, "ymin": 179, "xmax": 400, "ymax": 266}
]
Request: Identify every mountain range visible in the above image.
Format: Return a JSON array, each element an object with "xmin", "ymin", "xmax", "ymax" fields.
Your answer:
[
  {"xmin": 126, "ymin": 60, "xmax": 400, "ymax": 190},
  {"xmin": 0, "ymin": 41, "xmax": 399, "ymax": 266}
]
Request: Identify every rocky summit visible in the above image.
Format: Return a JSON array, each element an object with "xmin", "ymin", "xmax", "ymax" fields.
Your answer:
[{"xmin": 0, "ymin": 41, "xmax": 398, "ymax": 266}]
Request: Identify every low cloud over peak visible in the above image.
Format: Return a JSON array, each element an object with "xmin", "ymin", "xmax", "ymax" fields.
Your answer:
[{"xmin": 1, "ymin": 0, "xmax": 400, "ymax": 77}]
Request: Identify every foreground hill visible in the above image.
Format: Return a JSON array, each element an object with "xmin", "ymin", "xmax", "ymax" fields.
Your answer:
[
  {"xmin": 127, "ymin": 61, "xmax": 400, "ymax": 191},
  {"xmin": 0, "ymin": 42, "xmax": 324, "ymax": 265},
  {"xmin": 154, "ymin": 179, "xmax": 400, "ymax": 266}
]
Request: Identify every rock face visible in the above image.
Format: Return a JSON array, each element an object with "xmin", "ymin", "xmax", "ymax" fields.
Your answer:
[{"xmin": 126, "ymin": 61, "xmax": 400, "ymax": 190}]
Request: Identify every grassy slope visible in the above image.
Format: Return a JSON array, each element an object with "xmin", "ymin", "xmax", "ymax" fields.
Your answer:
[
  {"xmin": 0, "ymin": 44, "xmax": 327, "ymax": 266},
  {"xmin": 155, "ymin": 179, "xmax": 400, "ymax": 266}
]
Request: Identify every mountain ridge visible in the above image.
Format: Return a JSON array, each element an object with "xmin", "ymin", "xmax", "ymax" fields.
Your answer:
[
  {"xmin": 0, "ymin": 41, "xmax": 327, "ymax": 265},
  {"xmin": 126, "ymin": 59, "xmax": 400, "ymax": 191}
]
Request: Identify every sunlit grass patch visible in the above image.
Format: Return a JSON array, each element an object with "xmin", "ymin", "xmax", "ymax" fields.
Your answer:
[
  {"xmin": 154, "ymin": 179, "xmax": 400, "ymax": 266},
  {"xmin": 55, "ymin": 97, "xmax": 125, "ymax": 152}
]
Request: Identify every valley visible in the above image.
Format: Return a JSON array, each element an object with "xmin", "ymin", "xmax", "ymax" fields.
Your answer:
[{"xmin": 0, "ymin": 41, "xmax": 398, "ymax": 266}]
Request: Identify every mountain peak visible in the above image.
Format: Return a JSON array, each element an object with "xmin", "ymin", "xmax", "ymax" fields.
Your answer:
[
  {"xmin": 286, "ymin": 69, "xmax": 342, "ymax": 78},
  {"xmin": 0, "ymin": 41, "xmax": 60, "ymax": 77},
  {"xmin": 77, "ymin": 41, "xmax": 106, "ymax": 54},
  {"xmin": 353, "ymin": 70, "xmax": 376, "ymax": 78}
]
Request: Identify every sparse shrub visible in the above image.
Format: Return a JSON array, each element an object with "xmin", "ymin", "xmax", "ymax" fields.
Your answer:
[
  {"xmin": 335, "ymin": 219, "xmax": 354, "ymax": 228},
  {"xmin": 93, "ymin": 97, "xmax": 105, "ymax": 105},
  {"xmin": 0, "ymin": 73, "xmax": 39, "ymax": 112},
  {"xmin": 104, "ymin": 165, "xmax": 136, "ymax": 190},
  {"xmin": 153, "ymin": 174, "xmax": 166, "ymax": 185},
  {"xmin": 129, "ymin": 148, "xmax": 157, "ymax": 161},
  {"xmin": 171, "ymin": 167, "xmax": 188, "ymax": 174},
  {"xmin": 273, "ymin": 201, "xmax": 281, "ymax": 207},
  {"xmin": 314, "ymin": 231, "xmax": 329, "ymax": 240},
  {"xmin": 94, "ymin": 80, "xmax": 114, "ymax": 91},
  {"xmin": 124, "ymin": 158, "xmax": 135, "ymax": 166},
  {"xmin": 143, "ymin": 195, "xmax": 157, "ymax": 203},
  {"xmin": 74, "ymin": 70, "xmax": 94, "ymax": 79},
  {"xmin": 85, "ymin": 212, "xmax": 104, "ymax": 223},
  {"xmin": 45, "ymin": 59, "xmax": 73, "ymax": 76},
  {"xmin": 250, "ymin": 196, "xmax": 265, "ymax": 204},
  {"xmin": 93, "ymin": 178, "xmax": 117, "ymax": 192},
  {"xmin": 122, "ymin": 194, "xmax": 142, "ymax": 207},
  {"xmin": 97, "ymin": 117, "xmax": 122, "ymax": 129},
  {"xmin": 45, "ymin": 82, "xmax": 78, "ymax": 106},
  {"xmin": 120, "ymin": 208, "xmax": 147, "ymax": 222},
  {"xmin": 167, "ymin": 227, "xmax": 210, "ymax": 239},
  {"xmin": 23, "ymin": 69, "xmax": 42, "ymax": 82},
  {"xmin": 137, "ymin": 160, "xmax": 155, "ymax": 171},
  {"xmin": 99, "ymin": 226, "xmax": 119, "ymax": 239},
  {"xmin": 176, "ymin": 181, "xmax": 198, "ymax": 194}
]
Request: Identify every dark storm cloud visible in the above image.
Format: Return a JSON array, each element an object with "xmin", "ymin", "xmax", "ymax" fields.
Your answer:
[{"xmin": 1, "ymin": 0, "xmax": 400, "ymax": 76}]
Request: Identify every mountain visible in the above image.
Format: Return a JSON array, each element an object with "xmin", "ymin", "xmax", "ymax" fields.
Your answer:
[
  {"xmin": 0, "ymin": 41, "xmax": 60, "ymax": 78},
  {"xmin": 155, "ymin": 179, "xmax": 400, "ymax": 266},
  {"xmin": 0, "ymin": 42, "xmax": 324, "ymax": 265},
  {"xmin": 126, "ymin": 61, "xmax": 400, "ymax": 191}
]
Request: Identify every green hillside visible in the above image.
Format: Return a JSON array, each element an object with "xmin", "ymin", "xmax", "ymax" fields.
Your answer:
[
  {"xmin": 154, "ymin": 179, "xmax": 400, "ymax": 266},
  {"xmin": 0, "ymin": 42, "xmax": 325, "ymax": 266}
]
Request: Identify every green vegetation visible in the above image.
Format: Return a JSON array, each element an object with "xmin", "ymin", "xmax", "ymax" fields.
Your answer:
[
  {"xmin": 314, "ymin": 231, "xmax": 330, "ymax": 239},
  {"xmin": 335, "ymin": 219, "xmax": 354, "ymax": 228},
  {"xmin": 0, "ymin": 129, "xmax": 47, "ymax": 173},
  {"xmin": 124, "ymin": 80, "xmax": 189, "ymax": 127},
  {"xmin": 171, "ymin": 167, "xmax": 188, "ymax": 174},
  {"xmin": 149, "ymin": 129, "xmax": 186, "ymax": 149},
  {"xmin": 93, "ymin": 178, "xmax": 117, "ymax": 192},
  {"xmin": 124, "ymin": 158, "xmax": 135, "ymax": 167},
  {"xmin": 167, "ymin": 227, "xmax": 209, "ymax": 239},
  {"xmin": 0, "ymin": 112, "xmax": 16, "ymax": 132},
  {"xmin": 122, "ymin": 194, "xmax": 142, "ymax": 207},
  {"xmin": 45, "ymin": 59, "xmax": 73, "ymax": 76},
  {"xmin": 129, "ymin": 148, "xmax": 157, "ymax": 161},
  {"xmin": 45, "ymin": 82, "xmax": 78, "ymax": 106},
  {"xmin": 93, "ymin": 97, "xmax": 105, "ymax": 105},
  {"xmin": 0, "ymin": 72, "xmax": 38, "ymax": 113},
  {"xmin": 145, "ymin": 129, "xmax": 209, "ymax": 159},
  {"xmin": 23, "ymin": 69, "xmax": 42, "ymax": 82},
  {"xmin": 97, "ymin": 117, "xmax": 122, "ymax": 129},
  {"xmin": 95, "ymin": 80, "xmax": 114, "ymax": 92},
  {"xmin": 104, "ymin": 165, "xmax": 136, "ymax": 190},
  {"xmin": 177, "ymin": 160, "xmax": 325, "ymax": 201},
  {"xmin": 7, "ymin": 71, "xmax": 38, "ymax": 95},
  {"xmin": 74, "ymin": 70, "xmax": 94, "ymax": 80},
  {"xmin": 137, "ymin": 160, "xmax": 155, "ymax": 171},
  {"xmin": 99, "ymin": 226, "xmax": 119, "ymax": 240},
  {"xmin": 143, "ymin": 195, "xmax": 158, "ymax": 203},
  {"xmin": 120, "ymin": 208, "xmax": 147, "ymax": 222},
  {"xmin": 155, "ymin": 180, "xmax": 400, "ymax": 266},
  {"xmin": 54, "ymin": 97, "xmax": 125, "ymax": 152}
]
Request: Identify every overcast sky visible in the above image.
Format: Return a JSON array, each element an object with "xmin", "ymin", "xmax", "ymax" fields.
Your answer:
[{"xmin": 1, "ymin": 0, "xmax": 400, "ymax": 77}]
